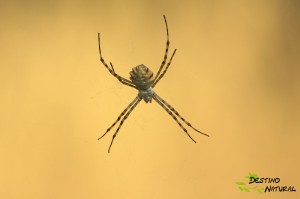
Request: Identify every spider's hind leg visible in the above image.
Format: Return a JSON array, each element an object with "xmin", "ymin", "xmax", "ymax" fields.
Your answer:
[
  {"xmin": 97, "ymin": 33, "xmax": 137, "ymax": 89},
  {"xmin": 153, "ymin": 15, "xmax": 177, "ymax": 88},
  {"xmin": 152, "ymin": 49, "xmax": 176, "ymax": 88}
]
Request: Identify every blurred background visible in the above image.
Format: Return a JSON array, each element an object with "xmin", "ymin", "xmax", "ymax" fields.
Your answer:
[{"xmin": 0, "ymin": 0, "xmax": 299, "ymax": 198}]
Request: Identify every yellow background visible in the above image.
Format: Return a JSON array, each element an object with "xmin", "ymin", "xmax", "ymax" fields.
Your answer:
[{"xmin": 1, "ymin": 0, "xmax": 299, "ymax": 198}]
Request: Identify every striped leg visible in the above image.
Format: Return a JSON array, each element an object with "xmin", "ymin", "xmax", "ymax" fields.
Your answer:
[
  {"xmin": 153, "ymin": 15, "xmax": 170, "ymax": 83},
  {"xmin": 152, "ymin": 49, "xmax": 176, "ymax": 88},
  {"xmin": 98, "ymin": 96, "xmax": 140, "ymax": 140},
  {"xmin": 98, "ymin": 33, "xmax": 137, "ymax": 89},
  {"xmin": 153, "ymin": 94, "xmax": 196, "ymax": 143},
  {"xmin": 109, "ymin": 62, "xmax": 136, "ymax": 88},
  {"xmin": 155, "ymin": 93, "xmax": 209, "ymax": 137},
  {"xmin": 108, "ymin": 97, "xmax": 142, "ymax": 153}
]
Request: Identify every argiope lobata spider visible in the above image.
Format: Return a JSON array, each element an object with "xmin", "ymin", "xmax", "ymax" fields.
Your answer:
[{"xmin": 98, "ymin": 15, "xmax": 209, "ymax": 153}]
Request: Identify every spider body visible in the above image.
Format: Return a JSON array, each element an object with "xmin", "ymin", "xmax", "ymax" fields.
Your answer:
[
  {"xmin": 130, "ymin": 64, "xmax": 155, "ymax": 91},
  {"xmin": 97, "ymin": 15, "xmax": 209, "ymax": 153},
  {"xmin": 138, "ymin": 87, "xmax": 155, "ymax": 103}
]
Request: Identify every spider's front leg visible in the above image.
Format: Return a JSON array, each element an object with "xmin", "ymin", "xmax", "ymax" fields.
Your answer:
[
  {"xmin": 98, "ymin": 95, "xmax": 142, "ymax": 153},
  {"xmin": 153, "ymin": 92, "xmax": 209, "ymax": 142},
  {"xmin": 98, "ymin": 33, "xmax": 137, "ymax": 89}
]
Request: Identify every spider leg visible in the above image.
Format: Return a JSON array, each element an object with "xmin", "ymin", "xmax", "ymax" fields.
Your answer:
[
  {"xmin": 152, "ymin": 49, "xmax": 176, "ymax": 88},
  {"xmin": 98, "ymin": 33, "xmax": 137, "ymax": 89},
  {"xmin": 153, "ymin": 94, "xmax": 196, "ymax": 143},
  {"xmin": 108, "ymin": 62, "xmax": 136, "ymax": 88},
  {"xmin": 98, "ymin": 96, "xmax": 140, "ymax": 140},
  {"xmin": 109, "ymin": 62, "xmax": 115, "ymax": 72},
  {"xmin": 153, "ymin": 15, "xmax": 170, "ymax": 83},
  {"xmin": 154, "ymin": 94, "xmax": 209, "ymax": 137},
  {"xmin": 108, "ymin": 96, "xmax": 142, "ymax": 153}
]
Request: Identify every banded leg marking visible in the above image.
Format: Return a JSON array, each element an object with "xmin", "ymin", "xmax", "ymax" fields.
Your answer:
[
  {"xmin": 98, "ymin": 33, "xmax": 137, "ymax": 89},
  {"xmin": 108, "ymin": 97, "xmax": 142, "ymax": 153},
  {"xmin": 153, "ymin": 49, "xmax": 176, "ymax": 87},
  {"xmin": 153, "ymin": 95, "xmax": 196, "ymax": 143},
  {"xmin": 154, "ymin": 15, "xmax": 170, "ymax": 83},
  {"xmin": 155, "ymin": 94, "xmax": 209, "ymax": 137},
  {"xmin": 98, "ymin": 96, "xmax": 140, "ymax": 140}
]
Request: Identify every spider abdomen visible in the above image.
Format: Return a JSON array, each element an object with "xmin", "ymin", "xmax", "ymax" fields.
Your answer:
[{"xmin": 130, "ymin": 64, "xmax": 154, "ymax": 90}]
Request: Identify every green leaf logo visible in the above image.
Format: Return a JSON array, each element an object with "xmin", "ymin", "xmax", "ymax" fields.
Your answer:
[{"xmin": 236, "ymin": 172, "xmax": 265, "ymax": 193}]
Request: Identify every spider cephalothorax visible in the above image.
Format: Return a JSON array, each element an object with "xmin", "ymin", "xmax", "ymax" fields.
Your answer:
[{"xmin": 97, "ymin": 15, "xmax": 209, "ymax": 153}]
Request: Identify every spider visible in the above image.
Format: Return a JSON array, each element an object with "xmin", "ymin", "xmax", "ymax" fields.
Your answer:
[{"xmin": 98, "ymin": 15, "xmax": 209, "ymax": 153}]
